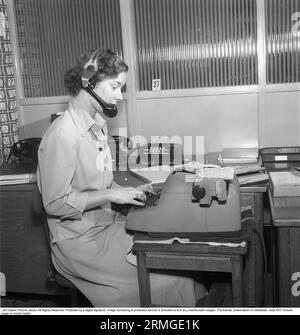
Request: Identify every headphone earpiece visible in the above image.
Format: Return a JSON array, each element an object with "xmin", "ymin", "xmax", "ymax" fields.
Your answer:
[
  {"xmin": 81, "ymin": 64, "xmax": 97, "ymax": 89},
  {"xmin": 81, "ymin": 50, "xmax": 118, "ymax": 118},
  {"xmin": 87, "ymin": 65, "xmax": 95, "ymax": 72}
]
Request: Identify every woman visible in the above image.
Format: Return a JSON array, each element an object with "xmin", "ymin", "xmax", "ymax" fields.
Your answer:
[{"xmin": 37, "ymin": 49, "xmax": 206, "ymax": 307}]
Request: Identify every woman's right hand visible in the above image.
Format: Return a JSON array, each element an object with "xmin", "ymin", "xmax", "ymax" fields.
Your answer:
[{"xmin": 107, "ymin": 187, "xmax": 146, "ymax": 206}]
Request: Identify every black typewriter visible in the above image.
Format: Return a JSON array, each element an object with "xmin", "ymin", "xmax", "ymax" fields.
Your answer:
[{"xmin": 112, "ymin": 190, "xmax": 162, "ymax": 216}]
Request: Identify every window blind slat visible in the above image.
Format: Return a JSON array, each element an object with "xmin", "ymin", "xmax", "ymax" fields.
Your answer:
[
  {"xmin": 266, "ymin": 0, "xmax": 300, "ymax": 84},
  {"xmin": 134, "ymin": 0, "xmax": 142, "ymax": 90},
  {"xmin": 294, "ymin": 0, "xmax": 297, "ymax": 82},
  {"xmin": 14, "ymin": 0, "xmax": 123, "ymax": 97}
]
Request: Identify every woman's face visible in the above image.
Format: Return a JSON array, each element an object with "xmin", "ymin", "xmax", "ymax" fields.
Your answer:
[{"xmin": 94, "ymin": 71, "xmax": 127, "ymax": 106}]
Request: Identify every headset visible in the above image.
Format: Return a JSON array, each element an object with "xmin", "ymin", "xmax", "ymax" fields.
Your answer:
[{"xmin": 81, "ymin": 50, "xmax": 118, "ymax": 118}]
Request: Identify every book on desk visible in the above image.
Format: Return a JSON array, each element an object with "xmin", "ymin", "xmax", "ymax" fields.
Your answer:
[
  {"xmin": 0, "ymin": 172, "xmax": 36, "ymax": 185},
  {"xmin": 218, "ymin": 147, "xmax": 259, "ymax": 165},
  {"xmin": 0, "ymin": 162, "xmax": 37, "ymax": 186},
  {"xmin": 237, "ymin": 171, "xmax": 269, "ymax": 186}
]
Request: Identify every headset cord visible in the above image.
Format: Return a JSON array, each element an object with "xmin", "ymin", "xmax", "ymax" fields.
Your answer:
[{"xmin": 241, "ymin": 216, "xmax": 268, "ymax": 306}]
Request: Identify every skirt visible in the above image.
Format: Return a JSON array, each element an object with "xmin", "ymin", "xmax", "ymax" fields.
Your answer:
[{"xmin": 51, "ymin": 220, "xmax": 207, "ymax": 307}]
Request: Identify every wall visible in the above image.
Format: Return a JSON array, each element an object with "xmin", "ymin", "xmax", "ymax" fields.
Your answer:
[
  {"xmin": 260, "ymin": 90, "xmax": 300, "ymax": 147},
  {"xmin": 135, "ymin": 93, "xmax": 258, "ymax": 154},
  {"xmin": 18, "ymin": 90, "xmax": 300, "ymax": 152},
  {"xmin": 18, "ymin": 100, "xmax": 128, "ymax": 139}
]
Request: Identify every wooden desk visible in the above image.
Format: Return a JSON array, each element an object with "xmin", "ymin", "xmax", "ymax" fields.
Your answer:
[
  {"xmin": 133, "ymin": 239, "xmax": 247, "ymax": 307},
  {"xmin": 268, "ymin": 189, "xmax": 300, "ymax": 307},
  {"xmin": 0, "ymin": 178, "xmax": 68, "ymax": 296}
]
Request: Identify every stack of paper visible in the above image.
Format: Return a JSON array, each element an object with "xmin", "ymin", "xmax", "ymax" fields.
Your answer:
[
  {"xmin": 233, "ymin": 165, "xmax": 266, "ymax": 176},
  {"xmin": 219, "ymin": 147, "xmax": 259, "ymax": 164},
  {"xmin": 237, "ymin": 172, "xmax": 269, "ymax": 186},
  {"xmin": 0, "ymin": 173, "xmax": 36, "ymax": 186}
]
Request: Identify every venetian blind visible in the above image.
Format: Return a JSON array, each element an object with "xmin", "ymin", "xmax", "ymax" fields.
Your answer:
[
  {"xmin": 265, "ymin": 0, "xmax": 300, "ymax": 84},
  {"xmin": 134, "ymin": 0, "xmax": 258, "ymax": 91},
  {"xmin": 14, "ymin": 0, "xmax": 123, "ymax": 97}
]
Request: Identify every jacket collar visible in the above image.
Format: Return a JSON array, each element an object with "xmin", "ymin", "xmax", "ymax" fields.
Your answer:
[{"xmin": 68, "ymin": 99, "xmax": 107, "ymax": 138}]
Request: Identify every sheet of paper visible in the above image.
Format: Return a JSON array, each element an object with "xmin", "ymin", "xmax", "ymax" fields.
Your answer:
[{"xmin": 196, "ymin": 166, "xmax": 234, "ymax": 180}]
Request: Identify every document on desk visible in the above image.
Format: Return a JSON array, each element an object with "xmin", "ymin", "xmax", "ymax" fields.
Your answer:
[
  {"xmin": 132, "ymin": 237, "xmax": 246, "ymax": 247},
  {"xmin": 179, "ymin": 160, "xmax": 205, "ymax": 172},
  {"xmin": 233, "ymin": 164, "xmax": 266, "ymax": 176},
  {"xmin": 126, "ymin": 238, "xmax": 246, "ymax": 267},
  {"xmin": 196, "ymin": 166, "xmax": 234, "ymax": 180},
  {"xmin": 237, "ymin": 172, "xmax": 269, "ymax": 186}
]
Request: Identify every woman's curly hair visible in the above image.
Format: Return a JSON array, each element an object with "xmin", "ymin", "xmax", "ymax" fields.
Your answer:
[{"xmin": 64, "ymin": 49, "xmax": 128, "ymax": 96}]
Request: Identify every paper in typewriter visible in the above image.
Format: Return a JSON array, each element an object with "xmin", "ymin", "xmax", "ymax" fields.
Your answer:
[{"xmin": 130, "ymin": 165, "xmax": 174, "ymax": 185}]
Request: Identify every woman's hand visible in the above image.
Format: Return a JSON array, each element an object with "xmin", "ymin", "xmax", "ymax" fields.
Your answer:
[
  {"xmin": 107, "ymin": 187, "xmax": 147, "ymax": 206},
  {"xmin": 136, "ymin": 183, "xmax": 156, "ymax": 195}
]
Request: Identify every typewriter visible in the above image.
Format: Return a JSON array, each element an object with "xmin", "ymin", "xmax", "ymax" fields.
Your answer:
[{"xmin": 126, "ymin": 171, "xmax": 241, "ymax": 238}]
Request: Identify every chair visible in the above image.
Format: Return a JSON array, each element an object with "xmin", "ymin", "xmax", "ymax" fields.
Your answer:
[{"xmin": 32, "ymin": 183, "xmax": 80, "ymax": 307}]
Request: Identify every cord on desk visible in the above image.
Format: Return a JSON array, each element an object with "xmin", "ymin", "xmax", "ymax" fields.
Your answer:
[
  {"xmin": 241, "ymin": 215, "xmax": 268, "ymax": 306},
  {"xmin": 253, "ymin": 226, "xmax": 268, "ymax": 306}
]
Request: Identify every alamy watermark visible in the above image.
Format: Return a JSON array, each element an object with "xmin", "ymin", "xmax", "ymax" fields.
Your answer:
[
  {"xmin": 291, "ymin": 272, "xmax": 300, "ymax": 297},
  {"xmin": 0, "ymin": 272, "xmax": 6, "ymax": 307},
  {"xmin": 291, "ymin": 12, "xmax": 300, "ymax": 34},
  {"xmin": 99, "ymin": 128, "xmax": 205, "ymax": 173}
]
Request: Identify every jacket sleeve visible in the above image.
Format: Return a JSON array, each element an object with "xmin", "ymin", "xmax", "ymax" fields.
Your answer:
[{"xmin": 37, "ymin": 127, "xmax": 88, "ymax": 220}]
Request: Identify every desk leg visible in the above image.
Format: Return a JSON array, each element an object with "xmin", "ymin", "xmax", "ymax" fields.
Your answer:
[
  {"xmin": 232, "ymin": 256, "xmax": 243, "ymax": 307},
  {"xmin": 270, "ymin": 225, "xmax": 277, "ymax": 306},
  {"xmin": 136, "ymin": 251, "xmax": 151, "ymax": 307}
]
